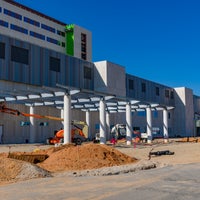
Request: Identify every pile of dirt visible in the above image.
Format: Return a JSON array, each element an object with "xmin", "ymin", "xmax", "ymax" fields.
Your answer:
[
  {"xmin": 0, "ymin": 143, "xmax": 137, "ymax": 184},
  {"xmin": 0, "ymin": 157, "xmax": 51, "ymax": 185},
  {"xmin": 37, "ymin": 143, "xmax": 137, "ymax": 172}
]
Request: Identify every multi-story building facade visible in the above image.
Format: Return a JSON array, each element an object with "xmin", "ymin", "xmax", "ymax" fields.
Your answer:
[{"xmin": 0, "ymin": 0, "xmax": 199, "ymax": 144}]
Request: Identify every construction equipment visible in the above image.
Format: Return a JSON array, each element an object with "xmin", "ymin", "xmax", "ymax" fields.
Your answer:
[
  {"xmin": 0, "ymin": 103, "xmax": 63, "ymax": 121},
  {"xmin": 110, "ymin": 124, "xmax": 141, "ymax": 141},
  {"xmin": 46, "ymin": 120, "xmax": 88, "ymax": 145},
  {"xmin": 110, "ymin": 124, "xmax": 127, "ymax": 140},
  {"xmin": 0, "ymin": 103, "xmax": 88, "ymax": 145}
]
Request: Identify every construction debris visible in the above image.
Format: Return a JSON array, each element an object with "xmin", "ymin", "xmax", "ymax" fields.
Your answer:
[{"xmin": 149, "ymin": 149, "xmax": 174, "ymax": 160}]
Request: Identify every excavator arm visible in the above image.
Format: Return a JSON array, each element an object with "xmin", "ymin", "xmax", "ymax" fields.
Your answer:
[{"xmin": 0, "ymin": 102, "xmax": 63, "ymax": 121}]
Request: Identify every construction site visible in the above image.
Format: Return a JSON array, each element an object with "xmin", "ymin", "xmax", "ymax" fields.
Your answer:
[
  {"xmin": 0, "ymin": 137, "xmax": 200, "ymax": 186},
  {"xmin": 1, "ymin": 1, "xmax": 200, "ymax": 198}
]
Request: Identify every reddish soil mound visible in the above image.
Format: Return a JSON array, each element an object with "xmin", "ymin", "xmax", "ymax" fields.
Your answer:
[
  {"xmin": 0, "ymin": 143, "xmax": 137, "ymax": 184},
  {"xmin": 38, "ymin": 143, "xmax": 137, "ymax": 172}
]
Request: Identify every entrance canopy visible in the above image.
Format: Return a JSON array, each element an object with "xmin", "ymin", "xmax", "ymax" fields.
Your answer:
[{"xmin": 0, "ymin": 80, "xmax": 174, "ymax": 112}]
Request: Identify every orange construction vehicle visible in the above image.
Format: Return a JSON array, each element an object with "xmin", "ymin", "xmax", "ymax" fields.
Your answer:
[
  {"xmin": 46, "ymin": 120, "xmax": 88, "ymax": 145},
  {"xmin": 0, "ymin": 103, "xmax": 88, "ymax": 145}
]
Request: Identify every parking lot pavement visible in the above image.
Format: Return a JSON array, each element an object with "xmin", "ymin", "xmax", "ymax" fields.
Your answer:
[{"xmin": 0, "ymin": 163, "xmax": 200, "ymax": 200}]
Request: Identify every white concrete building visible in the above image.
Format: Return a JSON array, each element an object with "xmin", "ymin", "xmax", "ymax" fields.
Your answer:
[{"xmin": 0, "ymin": 0, "xmax": 200, "ymax": 144}]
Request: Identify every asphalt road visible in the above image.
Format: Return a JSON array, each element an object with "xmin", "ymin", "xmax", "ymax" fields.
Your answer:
[{"xmin": 0, "ymin": 163, "xmax": 200, "ymax": 200}]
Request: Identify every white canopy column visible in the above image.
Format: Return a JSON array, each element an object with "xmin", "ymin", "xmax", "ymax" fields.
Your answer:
[
  {"xmin": 29, "ymin": 106, "xmax": 36, "ymax": 143},
  {"xmin": 106, "ymin": 111, "xmax": 110, "ymax": 140},
  {"xmin": 126, "ymin": 102, "xmax": 132, "ymax": 145},
  {"xmin": 146, "ymin": 107, "xmax": 152, "ymax": 143},
  {"xmin": 99, "ymin": 99, "xmax": 106, "ymax": 144},
  {"xmin": 86, "ymin": 110, "xmax": 91, "ymax": 140},
  {"xmin": 163, "ymin": 108, "xmax": 169, "ymax": 143},
  {"xmin": 61, "ymin": 108, "xmax": 64, "ymax": 126},
  {"xmin": 63, "ymin": 94, "xmax": 71, "ymax": 144}
]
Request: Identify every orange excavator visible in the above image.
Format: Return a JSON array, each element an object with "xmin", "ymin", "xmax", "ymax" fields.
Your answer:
[
  {"xmin": 47, "ymin": 120, "xmax": 88, "ymax": 145},
  {"xmin": 0, "ymin": 103, "xmax": 88, "ymax": 145}
]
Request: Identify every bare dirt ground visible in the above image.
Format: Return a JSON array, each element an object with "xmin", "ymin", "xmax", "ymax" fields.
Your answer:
[{"xmin": 0, "ymin": 138, "xmax": 200, "ymax": 186}]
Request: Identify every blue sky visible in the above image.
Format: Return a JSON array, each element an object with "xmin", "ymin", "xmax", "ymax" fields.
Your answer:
[{"xmin": 15, "ymin": 0, "xmax": 200, "ymax": 95}]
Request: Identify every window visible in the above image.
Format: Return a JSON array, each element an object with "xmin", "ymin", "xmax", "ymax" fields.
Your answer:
[
  {"xmin": 153, "ymin": 111, "xmax": 158, "ymax": 118},
  {"xmin": 137, "ymin": 111, "xmax": 146, "ymax": 117},
  {"xmin": 170, "ymin": 91, "xmax": 174, "ymax": 99},
  {"xmin": 129, "ymin": 79, "xmax": 134, "ymax": 90},
  {"xmin": 0, "ymin": 19, "xmax": 9, "ymax": 28},
  {"xmin": 49, "ymin": 56, "xmax": 60, "ymax": 72},
  {"xmin": 11, "ymin": 46, "xmax": 29, "ymax": 65},
  {"xmin": 4, "ymin": 9, "xmax": 22, "ymax": 20},
  {"xmin": 30, "ymin": 31, "xmax": 45, "ymax": 40},
  {"xmin": 84, "ymin": 66, "xmax": 92, "ymax": 80},
  {"xmin": 141, "ymin": 82, "xmax": 146, "ymax": 92},
  {"xmin": 0, "ymin": 42, "xmax": 5, "ymax": 59},
  {"xmin": 47, "ymin": 37, "xmax": 59, "ymax": 45},
  {"xmin": 81, "ymin": 33, "xmax": 87, "ymax": 60},
  {"xmin": 10, "ymin": 24, "xmax": 28, "ymax": 34},
  {"xmin": 81, "ymin": 33, "xmax": 86, "ymax": 42},
  {"xmin": 81, "ymin": 53, "xmax": 87, "ymax": 60},
  {"xmin": 41, "ymin": 24, "xmax": 55, "ymax": 33},
  {"xmin": 156, "ymin": 87, "xmax": 160, "ymax": 96},
  {"xmin": 24, "ymin": 17, "xmax": 40, "ymax": 27},
  {"xmin": 61, "ymin": 42, "xmax": 65, "ymax": 47},
  {"xmin": 165, "ymin": 89, "xmax": 170, "ymax": 98},
  {"xmin": 0, "ymin": 7, "xmax": 2, "ymax": 12},
  {"xmin": 20, "ymin": 121, "xmax": 30, "ymax": 126},
  {"xmin": 57, "ymin": 30, "xmax": 65, "ymax": 37}
]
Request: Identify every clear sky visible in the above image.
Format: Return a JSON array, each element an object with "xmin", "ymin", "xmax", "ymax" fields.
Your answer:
[{"xmin": 15, "ymin": 0, "xmax": 200, "ymax": 95}]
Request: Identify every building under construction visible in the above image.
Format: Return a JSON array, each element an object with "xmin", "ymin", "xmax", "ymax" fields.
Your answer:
[{"xmin": 0, "ymin": 0, "xmax": 200, "ymax": 144}]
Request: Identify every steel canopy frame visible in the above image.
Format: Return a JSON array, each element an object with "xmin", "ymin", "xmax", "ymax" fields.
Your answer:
[{"xmin": 0, "ymin": 80, "xmax": 174, "ymax": 112}]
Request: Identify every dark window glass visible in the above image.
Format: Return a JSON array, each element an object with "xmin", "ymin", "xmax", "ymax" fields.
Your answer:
[
  {"xmin": 24, "ymin": 17, "xmax": 40, "ymax": 27},
  {"xmin": 81, "ymin": 33, "xmax": 87, "ymax": 60},
  {"xmin": 0, "ymin": 7, "xmax": 2, "ymax": 12},
  {"xmin": 129, "ymin": 79, "xmax": 134, "ymax": 90},
  {"xmin": 30, "ymin": 31, "xmax": 45, "ymax": 40},
  {"xmin": 156, "ymin": 87, "xmax": 160, "ymax": 96},
  {"xmin": 84, "ymin": 66, "xmax": 92, "ymax": 80},
  {"xmin": 81, "ymin": 53, "xmax": 87, "ymax": 60},
  {"xmin": 4, "ymin": 9, "xmax": 22, "ymax": 20},
  {"xmin": 165, "ymin": 89, "xmax": 170, "ymax": 98},
  {"xmin": 81, "ymin": 33, "xmax": 86, "ymax": 42},
  {"xmin": 41, "ymin": 24, "xmax": 55, "ymax": 33},
  {"xmin": 141, "ymin": 82, "xmax": 146, "ymax": 92},
  {"xmin": 11, "ymin": 46, "xmax": 29, "ymax": 65},
  {"xmin": 50, "ymin": 57, "xmax": 60, "ymax": 72},
  {"xmin": 47, "ymin": 37, "xmax": 59, "ymax": 45},
  {"xmin": 62, "ymin": 42, "xmax": 65, "ymax": 47},
  {"xmin": 170, "ymin": 91, "xmax": 174, "ymax": 99},
  {"xmin": 81, "ymin": 43, "xmax": 86, "ymax": 52},
  {"xmin": 0, "ymin": 19, "xmax": 8, "ymax": 28},
  {"xmin": 10, "ymin": 24, "xmax": 28, "ymax": 34},
  {"xmin": 57, "ymin": 30, "xmax": 65, "ymax": 37},
  {"xmin": 0, "ymin": 42, "xmax": 5, "ymax": 59}
]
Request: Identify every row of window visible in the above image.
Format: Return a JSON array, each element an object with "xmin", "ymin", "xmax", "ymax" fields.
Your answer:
[
  {"xmin": 0, "ymin": 19, "xmax": 65, "ymax": 47},
  {"xmin": 81, "ymin": 33, "xmax": 87, "ymax": 60},
  {"xmin": 0, "ymin": 7, "xmax": 65, "ymax": 37},
  {"xmin": 128, "ymin": 79, "xmax": 174, "ymax": 99},
  {"xmin": 0, "ymin": 42, "xmax": 92, "ymax": 80}
]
